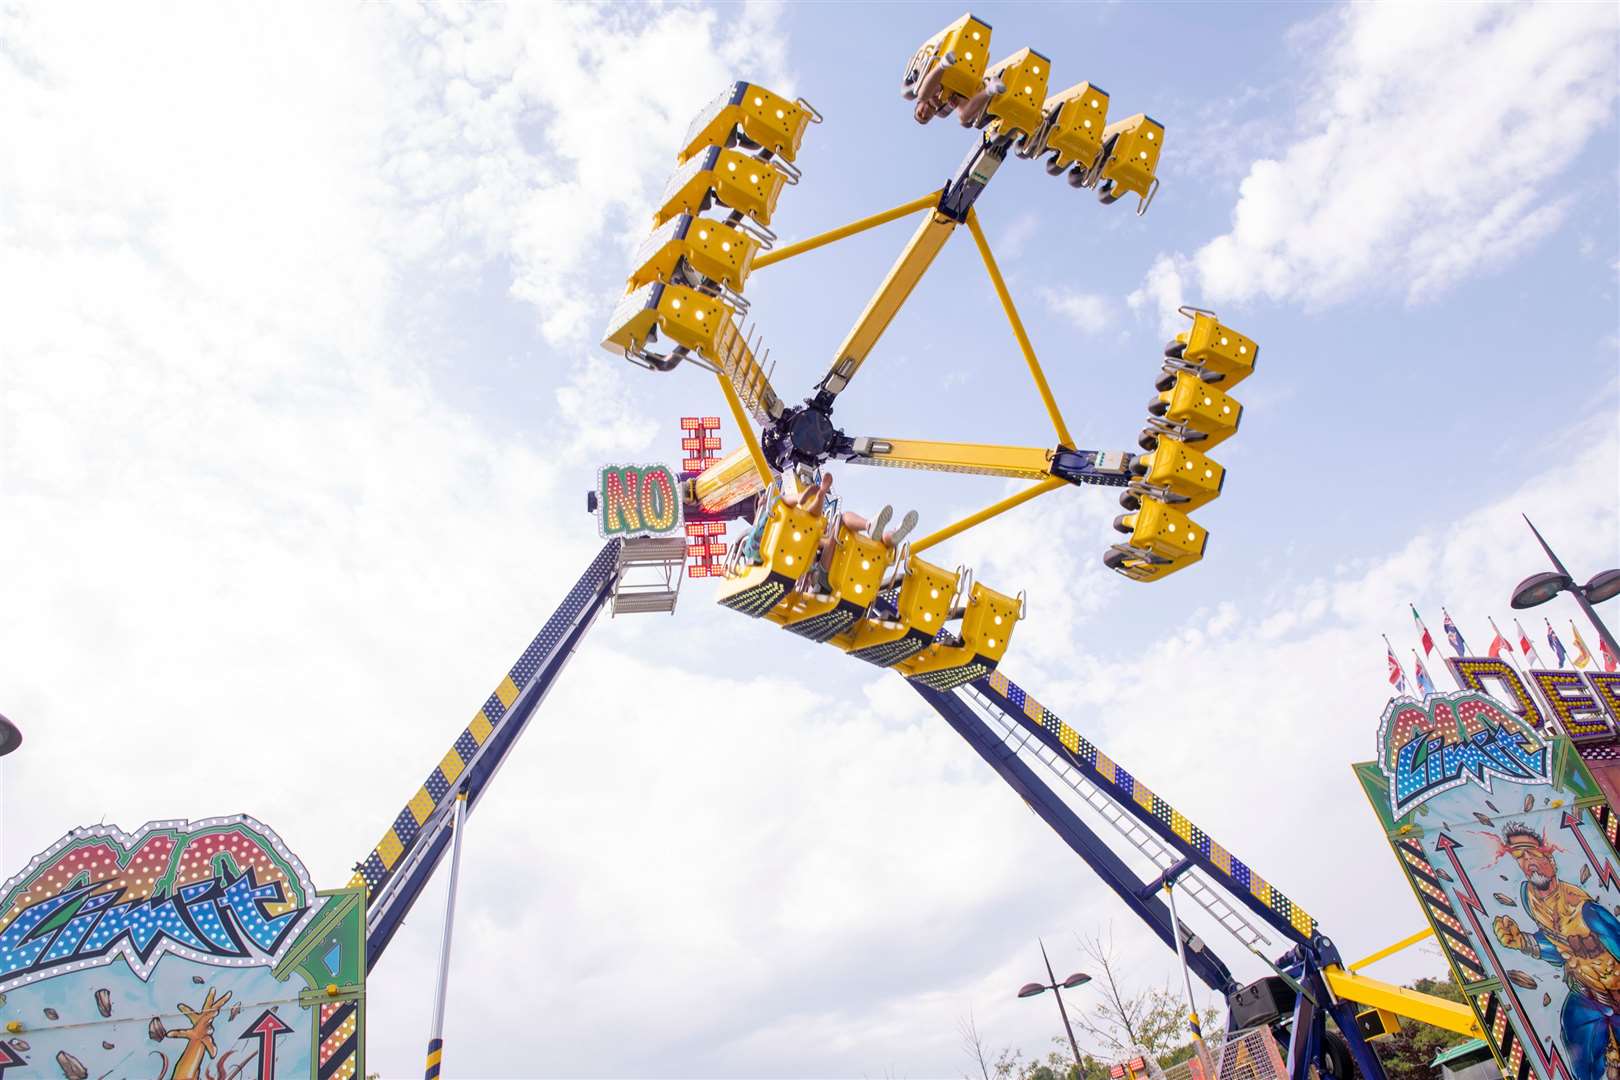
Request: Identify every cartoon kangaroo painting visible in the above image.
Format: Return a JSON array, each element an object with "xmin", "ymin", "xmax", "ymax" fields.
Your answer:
[{"xmin": 163, "ymin": 987, "xmax": 233, "ymax": 1080}]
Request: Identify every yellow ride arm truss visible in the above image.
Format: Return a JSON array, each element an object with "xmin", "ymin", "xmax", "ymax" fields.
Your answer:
[{"xmin": 847, "ymin": 437, "xmax": 1055, "ymax": 479}]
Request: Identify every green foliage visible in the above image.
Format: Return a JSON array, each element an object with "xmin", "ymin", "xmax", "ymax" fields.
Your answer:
[{"xmin": 1372, "ymin": 975, "xmax": 1473, "ymax": 1080}]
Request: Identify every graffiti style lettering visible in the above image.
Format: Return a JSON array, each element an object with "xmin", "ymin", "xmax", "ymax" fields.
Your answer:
[
  {"xmin": 0, "ymin": 867, "xmax": 306, "ymax": 987},
  {"xmin": 1377, "ymin": 692, "xmax": 1552, "ymax": 817},
  {"xmin": 596, "ymin": 464, "xmax": 683, "ymax": 539}
]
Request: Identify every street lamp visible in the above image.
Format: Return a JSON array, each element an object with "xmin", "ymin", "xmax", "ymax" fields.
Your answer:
[
  {"xmin": 0, "ymin": 713, "xmax": 19, "ymax": 757},
  {"xmin": 1511, "ymin": 516, "xmax": 1620, "ymax": 662},
  {"xmin": 1017, "ymin": 939, "xmax": 1090, "ymax": 1068}
]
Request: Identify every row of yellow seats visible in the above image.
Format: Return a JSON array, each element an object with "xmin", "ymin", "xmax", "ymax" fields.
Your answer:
[
  {"xmin": 901, "ymin": 13, "xmax": 1164, "ymax": 212},
  {"xmin": 1106, "ymin": 310, "xmax": 1258, "ymax": 582},
  {"xmin": 600, "ymin": 82, "xmax": 812, "ymax": 367},
  {"xmin": 718, "ymin": 493, "xmax": 1022, "ymax": 690}
]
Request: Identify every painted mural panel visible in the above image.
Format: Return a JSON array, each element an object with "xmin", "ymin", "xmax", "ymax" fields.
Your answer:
[
  {"xmin": 1357, "ymin": 691, "xmax": 1620, "ymax": 1080},
  {"xmin": 0, "ymin": 817, "xmax": 363, "ymax": 1080}
]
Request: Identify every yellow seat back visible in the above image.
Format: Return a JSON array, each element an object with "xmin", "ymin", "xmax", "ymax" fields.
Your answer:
[
  {"xmin": 600, "ymin": 282, "xmax": 736, "ymax": 359},
  {"xmin": 904, "ymin": 13, "xmax": 993, "ymax": 103},
  {"xmin": 1039, "ymin": 82, "xmax": 1109, "ymax": 169},
  {"xmin": 825, "ymin": 527, "xmax": 895, "ymax": 610},
  {"xmin": 759, "ymin": 496, "xmax": 826, "ymax": 581},
  {"xmin": 957, "ymin": 581, "xmax": 1020, "ymax": 663},
  {"xmin": 894, "ymin": 555, "xmax": 960, "ymax": 635},
  {"xmin": 681, "ymin": 82, "xmax": 813, "ymax": 164},
  {"xmin": 1180, "ymin": 312, "xmax": 1257, "ymax": 388},
  {"xmin": 984, "ymin": 48, "xmax": 1051, "ymax": 139},
  {"xmin": 1113, "ymin": 499, "xmax": 1207, "ymax": 564},
  {"xmin": 627, "ymin": 215, "xmax": 760, "ymax": 294},
  {"xmin": 1155, "ymin": 371, "xmax": 1240, "ymax": 448},
  {"xmin": 1134, "ymin": 438, "xmax": 1224, "ymax": 511},
  {"xmin": 654, "ymin": 147, "xmax": 789, "ymax": 228},
  {"xmin": 1097, "ymin": 114, "xmax": 1164, "ymax": 200}
]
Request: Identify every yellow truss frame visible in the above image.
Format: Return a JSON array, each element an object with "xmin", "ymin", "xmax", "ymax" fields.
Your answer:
[{"xmin": 735, "ymin": 189, "xmax": 1081, "ymax": 552}]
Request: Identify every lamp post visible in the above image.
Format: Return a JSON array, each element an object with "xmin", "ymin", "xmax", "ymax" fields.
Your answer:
[
  {"xmin": 1017, "ymin": 938, "xmax": 1090, "ymax": 1069},
  {"xmin": 1511, "ymin": 515, "xmax": 1620, "ymax": 662},
  {"xmin": 0, "ymin": 713, "xmax": 19, "ymax": 757}
]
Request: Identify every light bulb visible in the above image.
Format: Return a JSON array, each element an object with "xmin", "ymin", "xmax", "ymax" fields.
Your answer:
[
  {"xmin": 860, "ymin": 559, "xmax": 870, "ymax": 570},
  {"xmin": 754, "ymin": 96, "xmax": 764, "ymax": 106},
  {"xmin": 697, "ymin": 229, "xmax": 709, "ymax": 240},
  {"xmin": 930, "ymin": 588, "xmax": 939, "ymax": 599},
  {"xmin": 721, "ymin": 241, "xmax": 731, "ymax": 252},
  {"xmin": 749, "ymin": 173, "xmax": 759, "ymax": 183}
]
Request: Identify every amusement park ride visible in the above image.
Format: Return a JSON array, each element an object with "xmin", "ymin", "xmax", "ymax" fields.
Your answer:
[
  {"xmin": 0, "ymin": 15, "xmax": 1508, "ymax": 1080},
  {"xmin": 344, "ymin": 13, "xmax": 1484, "ymax": 1078}
]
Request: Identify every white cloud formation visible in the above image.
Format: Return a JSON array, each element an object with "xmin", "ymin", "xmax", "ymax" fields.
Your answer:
[
  {"xmin": 1132, "ymin": 2, "xmax": 1619, "ymax": 327},
  {"xmin": 1042, "ymin": 287, "xmax": 1116, "ymax": 336}
]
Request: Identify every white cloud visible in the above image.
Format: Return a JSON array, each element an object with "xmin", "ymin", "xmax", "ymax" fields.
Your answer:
[
  {"xmin": 1042, "ymin": 287, "xmax": 1116, "ymax": 336},
  {"xmin": 1133, "ymin": 3, "xmax": 1618, "ymax": 326}
]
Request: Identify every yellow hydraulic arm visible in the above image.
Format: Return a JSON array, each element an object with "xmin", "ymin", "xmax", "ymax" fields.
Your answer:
[{"xmin": 1324, "ymin": 966, "xmax": 1481, "ymax": 1038}]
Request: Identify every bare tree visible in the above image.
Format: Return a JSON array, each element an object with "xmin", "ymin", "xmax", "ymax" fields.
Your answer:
[
  {"xmin": 959, "ymin": 1007, "xmax": 995, "ymax": 1080},
  {"xmin": 1072, "ymin": 928, "xmax": 1216, "ymax": 1063}
]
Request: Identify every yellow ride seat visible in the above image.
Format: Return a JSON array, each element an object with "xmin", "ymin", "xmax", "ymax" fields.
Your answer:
[
  {"xmin": 680, "ymin": 83, "xmax": 815, "ymax": 164},
  {"xmin": 654, "ymin": 146, "xmax": 789, "ymax": 229},
  {"xmin": 1033, "ymin": 82, "xmax": 1109, "ymax": 172},
  {"xmin": 1176, "ymin": 312, "xmax": 1256, "ymax": 388},
  {"xmin": 773, "ymin": 525, "xmax": 896, "ymax": 643},
  {"xmin": 1095, "ymin": 114, "xmax": 1164, "ymax": 209},
  {"xmin": 839, "ymin": 556, "xmax": 959, "ymax": 669},
  {"xmin": 600, "ymin": 282, "xmax": 737, "ymax": 362},
  {"xmin": 1108, "ymin": 497, "xmax": 1206, "ymax": 583},
  {"xmin": 626, "ymin": 215, "xmax": 761, "ymax": 295},
  {"xmin": 902, "ymin": 13, "xmax": 993, "ymax": 108},
  {"xmin": 1149, "ymin": 371, "xmax": 1241, "ymax": 449},
  {"xmin": 982, "ymin": 48, "xmax": 1051, "ymax": 140},
  {"xmin": 717, "ymin": 495, "xmax": 824, "ymax": 618},
  {"xmin": 901, "ymin": 580, "xmax": 1022, "ymax": 690}
]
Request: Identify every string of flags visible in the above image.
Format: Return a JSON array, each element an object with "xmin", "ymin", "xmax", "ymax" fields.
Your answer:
[{"xmin": 1393, "ymin": 603, "xmax": 1618, "ymax": 691}]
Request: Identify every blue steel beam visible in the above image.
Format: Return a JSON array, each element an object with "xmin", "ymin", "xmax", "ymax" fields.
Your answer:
[
  {"xmin": 913, "ymin": 683, "xmax": 1238, "ymax": 994},
  {"xmin": 360, "ymin": 540, "xmax": 622, "ymax": 968},
  {"xmin": 972, "ymin": 672, "xmax": 1318, "ymax": 947}
]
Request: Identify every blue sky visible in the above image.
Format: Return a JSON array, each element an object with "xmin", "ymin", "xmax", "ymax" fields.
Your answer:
[{"xmin": 1, "ymin": 2, "xmax": 1617, "ymax": 1077}]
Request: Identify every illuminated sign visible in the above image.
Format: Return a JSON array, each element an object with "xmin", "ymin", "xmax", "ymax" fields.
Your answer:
[
  {"xmin": 1442, "ymin": 658, "xmax": 1620, "ymax": 745},
  {"xmin": 595, "ymin": 463, "xmax": 683, "ymax": 538}
]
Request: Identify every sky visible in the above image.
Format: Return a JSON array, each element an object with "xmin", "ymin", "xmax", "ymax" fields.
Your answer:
[{"xmin": 1, "ymin": 1, "xmax": 1618, "ymax": 1077}]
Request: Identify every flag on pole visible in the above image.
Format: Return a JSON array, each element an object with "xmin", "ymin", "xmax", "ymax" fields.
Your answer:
[
  {"xmin": 1488, "ymin": 618, "xmax": 1511, "ymax": 660},
  {"xmin": 1411, "ymin": 604, "xmax": 1437, "ymax": 657},
  {"xmin": 1386, "ymin": 636, "xmax": 1409, "ymax": 694},
  {"xmin": 1602, "ymin": 636, "xmax": 1619, "ymax": 673},
  {"xmin": 1442, "ymin": 608, "xmax": 1469, "ymax": 657},
  {"xmin": 1515, "ymin": 618, "xmax": 1543, "ymax": 667},
  {"xmin": 1413, "ymin": 651, "xmax": 1437, "ymax": 696},
  {"xmin": 1547, "ymin": 620, "xmax": 1569, "ymax": 668},
  {"xmin": 1571, "ymin": 623, "xmax": 1595, "ymax": 670}
]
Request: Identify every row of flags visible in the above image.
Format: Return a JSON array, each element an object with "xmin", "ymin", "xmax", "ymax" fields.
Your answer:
[{"xmin": 1384, "ymin": 605, "xmax": 1618, "ymax": 695}]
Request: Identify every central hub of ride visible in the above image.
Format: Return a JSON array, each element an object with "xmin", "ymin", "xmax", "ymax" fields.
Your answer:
[{"xmin": 762, "ymin": 402, "xmax": 846, "ymax": 473}]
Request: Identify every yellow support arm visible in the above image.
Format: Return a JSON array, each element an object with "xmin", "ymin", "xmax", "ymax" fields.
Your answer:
[
  {"xmin": 1349, "ymin": 927, "xmax": 1434, "ymax": 973},
  {"xmin": 1323, "ymin": 967, "xmax": 1481, "ymax": 1038},
  {"xmin": 822, "ymin": 211, "xmax": 959, "ymax": 398},
  {"xmin": 715, "ymin": 371, "xmax": 774, "ymax": 489},
  {"xmin": 964, "ymin": 207, "xmax": 1075, "ymax": 449},
  {"xmin": 847, "ymin": 437, "xmax": 1055, "ymax": 480},
  {"xmin": 910, "ymin": 476, "xmax": 1067, "ymax": 554},
  {"xmin": 753, "ymin": 192, "xmax": 942, "ymax": 270}
]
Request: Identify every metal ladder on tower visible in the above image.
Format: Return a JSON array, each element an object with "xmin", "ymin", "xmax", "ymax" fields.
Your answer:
[{"xmin": 957, "ymin": 681, "xmax": 1276, "ymax": 957}]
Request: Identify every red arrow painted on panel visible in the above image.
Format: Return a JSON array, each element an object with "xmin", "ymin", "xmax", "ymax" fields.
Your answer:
[
  {"xmin": 1560, "ymin": 810, "xmax": 1620, "ymax": 893},
  {"xmin": 0, "ymin": 1040, "xmax": 26, "ymax": 1077},
  {"xmin": 239, "ymin": 1009, "xmax": 294, "ymax": 1080},
  {"xmin": 1436, "ymin": 831, "xmax": 1573, "ymax": 1080}
]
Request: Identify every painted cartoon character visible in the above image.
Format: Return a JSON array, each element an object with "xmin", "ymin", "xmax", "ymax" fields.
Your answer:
[
  {"xmin": 164, "ymin": 987, "xmax": 233, "ymax": 1080},
  {"xmin": 1491, "ymin": 822, "xmax": 1620, "ymax": 1080}
]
